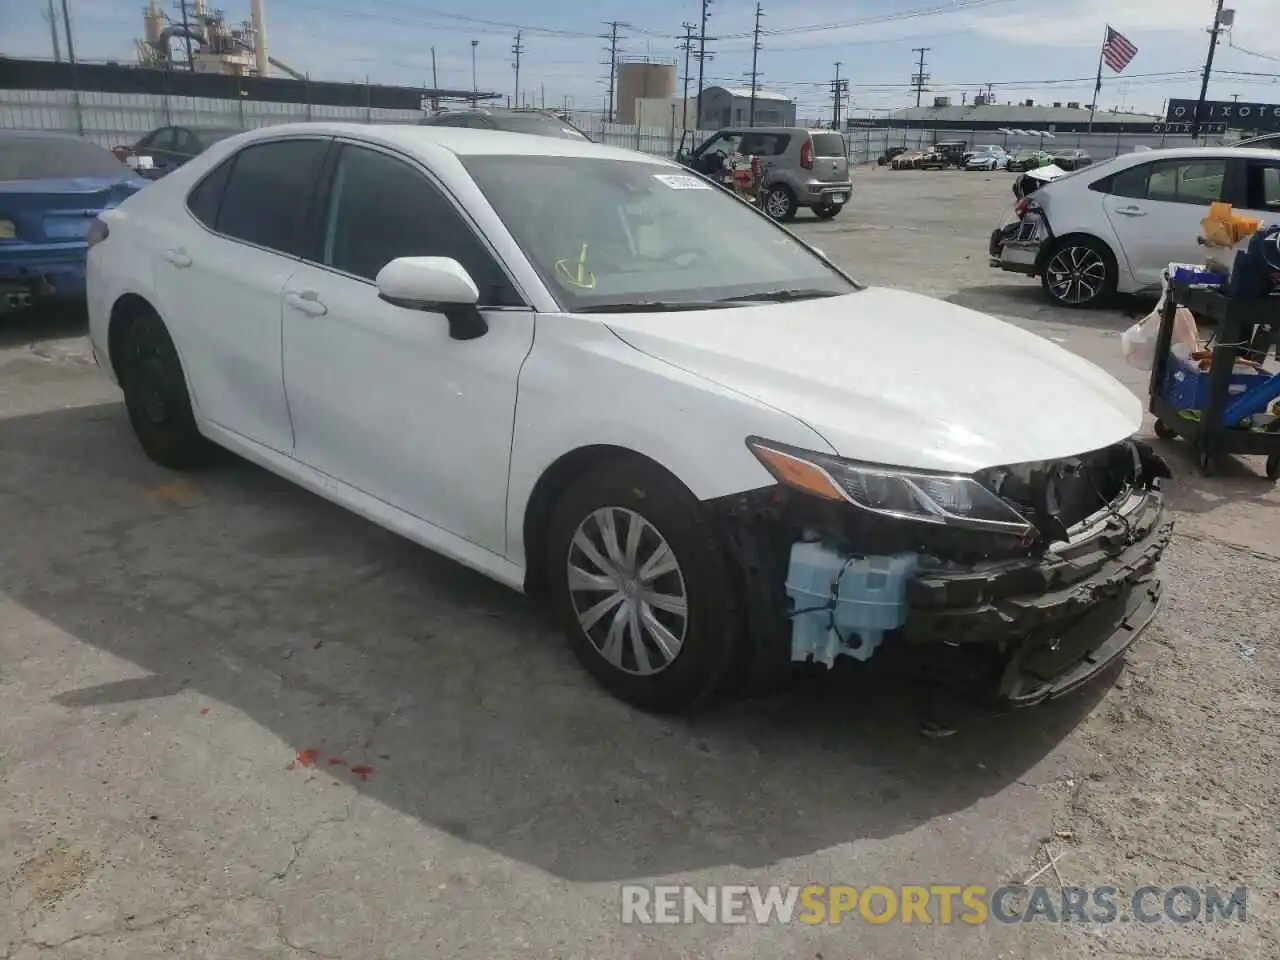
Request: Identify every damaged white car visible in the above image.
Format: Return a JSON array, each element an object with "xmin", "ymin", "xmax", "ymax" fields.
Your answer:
[{"xmin": 87, "ymin": 123, "xmax": 1173, "ymax": 713}]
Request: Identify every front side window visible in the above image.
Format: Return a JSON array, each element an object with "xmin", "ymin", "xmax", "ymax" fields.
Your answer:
[
  {"xmin": 463, "ymin": 155, "xmax": 856, "ymax": 312},
  {"xmin": 215, "ymin": 139, "xmax": 329, "ymax": 256},
  {"xmin": 321, "ymin": 144, "xmax": 522, "ymax": 306}
]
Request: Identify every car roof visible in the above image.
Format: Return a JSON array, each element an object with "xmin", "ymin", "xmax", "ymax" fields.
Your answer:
[{"xmin": 221, "ymin": 121, "xmax": 671, "ymax": 164}]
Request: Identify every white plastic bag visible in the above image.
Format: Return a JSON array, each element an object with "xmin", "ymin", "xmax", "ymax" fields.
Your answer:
[{"xmin": 1122, "ymin": 289, "xmax": 1164, "ymax": 370}]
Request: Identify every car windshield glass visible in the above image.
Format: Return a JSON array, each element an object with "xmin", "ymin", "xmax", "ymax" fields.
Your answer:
[
  {"xmin": 0, "ymin": 136, "xmax": 128, "ymax": 181},
  {"xmin": 810, "ymin": 133, "xmax": 845, "ymax": 157},
  {"xmin": 462, "ymin": 155, "xmax": 857, "ymax": 312},
  {"xmin": 495, "ymin": 115, "xmax": 590, "ymax": 139},
  {"xmin": 194, "ymin": 128, "xmax": 239, "ymax": 148}
]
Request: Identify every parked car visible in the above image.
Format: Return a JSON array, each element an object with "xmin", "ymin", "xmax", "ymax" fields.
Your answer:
[
  {"xmin": 991, "ymin": 145, "xmax": 1280, "ymax": 307},
  {"xmin": 122, "ymin": 125, "xmax": 242, "ymax": 179},
  {"xmin": 915, "ymin": 148, "xmax": 950, "ymax": 170},
  {"xmin": 677, "ymin": 127, "xmax": 851, "ymax": 221},
  {"xmin": 86, "ymin": 122, "xmax": 1172, "ymax": 712},
  {"xmin": 1006, "ymin": 149, "xmax": 1055, "ymax": 172},
  {"xmin": 891, "ymin": 149, "xmax": 928, "ymax": 170},
  {"xmin": 877, "ymin": 146, "xmax": 909, "ymax": 166},
  {"xmin": 0, "ymin": 130, "xmax": 145, "ymax": 314},
  {"xmin": 420, "ymin": 107, "xmax": 593, "ymax": 142},
  {"xmin": 965, "ymin": 147, "xmax": 1010, "ymax": 171},
  {"xmin": 1051, "ymin": 149, "xmax": 1093, "ymax": 171},
  {"xmin": 932, "ymin": 140, "xmax": 969, "ymax": 168},
  {"xmin": 1231, "ymin": 132, "xmax": 1280, "ymax": 149}
]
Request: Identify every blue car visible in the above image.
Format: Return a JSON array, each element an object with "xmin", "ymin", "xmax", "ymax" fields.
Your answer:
[{"xmin": 1, "ymin": 131, "xmax": 146, "ymax": 314}]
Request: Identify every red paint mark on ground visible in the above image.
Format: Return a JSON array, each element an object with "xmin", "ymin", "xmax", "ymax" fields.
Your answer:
[
  {"xmin": 296, "ymin": 748, "xmax": 320, "ymax": 767},
  {"xmin": 350, "ymin": 765, "xmax": 374, "ymax": 782},
  {"xmin": 327, "ymin": 757, "xmax": 346, "ymax": 766},
  {"xmin": 199, "ymin": 708, "xmax": 210, "ymax": 716}
]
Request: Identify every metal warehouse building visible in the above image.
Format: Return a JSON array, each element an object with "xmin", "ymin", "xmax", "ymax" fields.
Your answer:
[{"xmin": 881, "ymin": 98, "xmax": 1163, "ymax": 134}]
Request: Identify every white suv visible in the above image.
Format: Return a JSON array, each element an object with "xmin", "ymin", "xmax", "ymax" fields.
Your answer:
[{"xmin": 992, "ymin": 145, "xmax": 1280, "ymax": 307}]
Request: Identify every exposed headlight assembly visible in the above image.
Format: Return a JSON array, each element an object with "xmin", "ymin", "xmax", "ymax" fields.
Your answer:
[{"xmin": 746, "ymin": 437, "xmax": 1034, "ymax": 536}]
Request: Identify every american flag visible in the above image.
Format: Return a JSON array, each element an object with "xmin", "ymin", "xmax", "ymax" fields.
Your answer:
[{"xmin": 1102, "ymin": 25, "xmax": 1138, "ymax": 73}]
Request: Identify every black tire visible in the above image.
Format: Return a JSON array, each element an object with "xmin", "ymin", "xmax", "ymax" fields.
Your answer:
[
  {"xmin": 762, "ymin": 185, "xmax": 798, "ymax": 222},
  {"xmin": 1198, "ymin": 451, "xmax": 1214, "ymax": 477},
  {"xmin": 115, "ymin": 310, "xmax": 212, "ymax": 470},
  {"xmin": 1266, "ymin": 454, "xmax": 1279, "ymax": 483},
  {"xmin": 546, "ymin": 456, "xmax": 740, "ymax": 712},
  {"xmin": 1040, "ymin": 235, "xmax": 1117, "ymax": 309},
  {"xmin": 813, "ymin": 203, "xmax": 842, "ymax": 220},
  {"xmin": 1153, "ymin": 418, "xmax": 1177, "ymax": 441}
]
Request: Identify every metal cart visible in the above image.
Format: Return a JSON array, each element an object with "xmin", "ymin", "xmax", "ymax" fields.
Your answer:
[{"xmin": 1148, "ymin": 282, "xmax": 1280, "ymax": 480}]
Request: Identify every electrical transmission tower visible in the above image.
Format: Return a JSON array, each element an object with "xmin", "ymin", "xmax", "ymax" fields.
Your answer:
[
  {"xmin": 911, "ymin": 46, "xmax": 930, "ymax": 108},
  {"xmin": 694, "ymin": 0, "xmax": 715, "ymax": 130},
  {"xmin": 511, "ymin": 31, "xmax": 524, "ymax": 107},
  {"xmin": 830, "ymin": 62, "xmax": 848, "ymax": 130},
  {"xmin": 747, "ymin": 2, "xmax": 764, "ymax": 127},
  {"xmin": 601, "ymin": 20, "xmax": 627, "ymax": 123}
]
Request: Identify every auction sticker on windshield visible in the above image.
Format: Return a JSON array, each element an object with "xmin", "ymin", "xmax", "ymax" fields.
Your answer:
[{"xmin": 653, "ymin": 174, "xmax": 712, "ymax": 190}]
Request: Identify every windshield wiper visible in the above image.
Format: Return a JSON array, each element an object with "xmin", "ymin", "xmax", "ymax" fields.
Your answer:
[
  {"xmin": 576, "ymin": 300, "xmax": 740, "ymax": 313},
  {"xmin": 716, "ymin": 288, "xmax": 841, "ymax": 303}
]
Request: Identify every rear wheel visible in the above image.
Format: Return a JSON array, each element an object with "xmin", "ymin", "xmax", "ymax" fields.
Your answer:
[
  {"xmin": 1153, "ymin": 418, "xmax": 1177, "ymax": 441},
  {"xmin": 1041, "ymin": 236, "xmax": 1117, "ymax": 308},
  {"xmin": 813, "ymin": 203, "xmax": 842, "ymax": 220},
  {"xmin": 546, "ymin": 457, "xmax": 739, "ymax": 712},
  {"xmin": 115, "ymin": 310, "xmax": 212, "ymax": 469},
  {"xmin": 763, "ymin": 185, "xmax": 798, "ymax": 222}
]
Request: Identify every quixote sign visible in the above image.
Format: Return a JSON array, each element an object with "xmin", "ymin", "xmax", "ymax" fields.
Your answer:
[{"xmin": 1164, "ymin": 98, "xmax": 1280, "ymax": 133}]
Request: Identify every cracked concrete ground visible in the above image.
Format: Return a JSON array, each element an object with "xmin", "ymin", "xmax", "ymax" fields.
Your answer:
[{"xmin": 1, "ymin": 168, "xmax": 1277, "ymax": 959}]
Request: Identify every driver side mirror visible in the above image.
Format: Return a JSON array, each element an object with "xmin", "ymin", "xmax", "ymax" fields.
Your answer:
[{"xmin": 375, "ymin": 256, "xmax": 488, "ymax": 340}]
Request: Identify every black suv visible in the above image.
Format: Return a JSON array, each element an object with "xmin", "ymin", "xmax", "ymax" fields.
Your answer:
[{"xmin": 419, "ymin": 108, "xmax": 593, "ymax": 142}]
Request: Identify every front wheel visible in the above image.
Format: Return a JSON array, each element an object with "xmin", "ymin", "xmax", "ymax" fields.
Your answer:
[
  {"xmin": 762, "ymin": 185, "xmax": 798, "ymax": 222},
  {"xmin": 813, "ymin": 203, "xmax": 842, "ymax": 220},
  {"xmin": 1040, "ymin": 236, "xmax": 1116, "ymax": 309},
  {"xmin": 546, "ymin": 457, "xmax": 739, "ymax": 712}
]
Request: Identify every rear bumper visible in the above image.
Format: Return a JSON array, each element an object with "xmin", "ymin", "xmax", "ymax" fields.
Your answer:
[
  {"xmin": 801, "ymin": 181, "xmax": 853, "ymax": 206},
  {"xmin": 0, "ymin": 244, "xmax": 89, "ymax": 307}
]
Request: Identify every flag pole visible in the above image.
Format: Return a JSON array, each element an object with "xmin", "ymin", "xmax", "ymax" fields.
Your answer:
[{"xmin": 1087, "ymin": 25, "xmax": 1106, "ymax": 134}]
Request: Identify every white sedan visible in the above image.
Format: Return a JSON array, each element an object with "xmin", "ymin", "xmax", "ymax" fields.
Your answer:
[
  {"xmin": 992, "ymin": 145, "xmax": 1280, "ymax": 307},
  {"xmin": 87, "ymin": 123, "xmax": 1172, "ymax": 711}
]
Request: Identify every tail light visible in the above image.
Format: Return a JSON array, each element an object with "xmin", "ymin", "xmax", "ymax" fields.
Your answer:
[
  {"xmin": 800, "ymin": 138, "xmax": 813, "ymax": 170},
  {"xmin": 87, "ymin": 218, "xmax": 110, "ymax": 249},
  {"xmin": 1014, "ymin": 197, "xmax": 1030, "ymax": 218},
  {"xmin": 751, "ymin": 155, "xmax": 761, "ymax": 177}
]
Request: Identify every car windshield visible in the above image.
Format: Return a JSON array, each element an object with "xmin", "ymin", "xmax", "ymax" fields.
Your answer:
[
  {"xmin": 495, "ymin": 115, "xmax": 591, "ymax": 140},
  {"xmin": 0, "ymin": 135, "xmax": 129, "ymax": 181},
  {"xmin": 463, "ymin": 155, "xmax": 857, "ymax": 312}
]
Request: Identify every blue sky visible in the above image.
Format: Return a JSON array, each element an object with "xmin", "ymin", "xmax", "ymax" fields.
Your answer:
[{"xmin": 4, "ymin": 0, "xmax": 1280, "ymax": 121}]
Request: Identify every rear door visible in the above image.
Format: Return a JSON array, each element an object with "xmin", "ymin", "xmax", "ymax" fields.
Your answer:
[
  {"xmin": 809, "ymin": 132, "xmax": 849, "ymax": 183},
  {"xmin": 1099, "ymin": 156, "xmax": 1227, "ymax": 289}
]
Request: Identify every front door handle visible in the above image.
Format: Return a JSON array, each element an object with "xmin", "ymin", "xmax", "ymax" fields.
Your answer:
[
  {"xmin": 285, "ymin": 291, "xmax": 328, "ymax": 316},
  {"xmin": 1114, "ymin": 206, "xmax": 1146, "ymax": 216},
  {"xmin": 162, "ymin": 249, "xmax": 192, "ymax": 267}
]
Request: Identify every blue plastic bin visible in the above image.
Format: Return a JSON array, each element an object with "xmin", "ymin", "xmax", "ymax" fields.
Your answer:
[{"xmin": 1160, "ymin": 354, "xmax": 1269, "ymax": 413}]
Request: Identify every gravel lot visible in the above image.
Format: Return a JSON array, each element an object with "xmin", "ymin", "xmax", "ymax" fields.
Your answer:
[{"xmin": 1, "ymin": 167, "xmax": 1276, "ymax": 960}]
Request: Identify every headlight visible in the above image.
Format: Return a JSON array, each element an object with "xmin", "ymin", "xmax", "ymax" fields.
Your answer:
[{"xmin": 746, "ymin": 438, "xmax": 1034, "ymax": 536}]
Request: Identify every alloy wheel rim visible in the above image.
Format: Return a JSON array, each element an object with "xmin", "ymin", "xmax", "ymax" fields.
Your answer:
[
  {"xmin": 1046, "ymin": 246, "xmax": 1107, "ymax": 304},
  {"xmin": 766, "ymin": 190, "xmax": 790, "ymax": 218},
  {"xmin": 566, "ymin": 506, "xmax": 688, "ymax": 676}
]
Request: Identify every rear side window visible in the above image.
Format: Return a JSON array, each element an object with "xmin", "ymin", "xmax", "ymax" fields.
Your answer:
[
  {"xmin": 187, "ymin": 158, "xmax": 233, "ymax": 227},
  {"xmin": 810, "ymin": 133, "xmax": 846, "ymax": 157},
  {"xmin": 1244, "ymin": 159, "xmax": 1280, "ymax": 211},
  {"xmin": 321, "ymin": 144, "xmax": 522, "ymax": 306},
  {"xmin": 738, "ymin": 132, "xmax": 790, "ymax": 155},
  {"xmin": 1147, "ymin": 158, "xmax": 1225, "ymax": 204},
  {"xmin": 215, "ymin": 139, "xmax": 328, "ymax": 256}
]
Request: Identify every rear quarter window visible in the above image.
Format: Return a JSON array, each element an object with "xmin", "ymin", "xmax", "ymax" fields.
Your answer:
[
  {"xmin": 186, "ymin": 156, "xmax": 234, "ymax": 228},
  {"xmin": 810, "ymin": 133, "xmax": 846, "ymax": 157},
  {"xmin": 212, "ymin": 139, "xmax": 329, "ymax": 256}
]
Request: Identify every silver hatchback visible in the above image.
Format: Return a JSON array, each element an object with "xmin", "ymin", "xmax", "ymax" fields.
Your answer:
[{"xmin": 679, "ymin": 127, "xmax": 852, "ymax": 221}]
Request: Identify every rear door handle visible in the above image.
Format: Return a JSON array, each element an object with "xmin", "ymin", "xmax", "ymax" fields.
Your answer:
[
  {"xmin": 285, "ymin": 291, "xmax": 328, "ymax": 316},
  {"xmin": 1114, "ymin": 206, "xmax": 1146, "ymax": 216},
  {"xmin": 162, "ymin": 249, "xmax": 192, "ymax": 267}
]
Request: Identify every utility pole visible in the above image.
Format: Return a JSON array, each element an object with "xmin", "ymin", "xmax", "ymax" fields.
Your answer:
[
  {"xmin": 59, "ymin": 0, "xmax": 81, "ymax": 133},
  {"xmin": 695, "ymin": 0, "xmax": 714, "ymax": 131},
  {"xmin": 175, "ymin": 0, "xmax": 194, "ymax": 70},
  {"xmin": 747, "ymin": 2, "xmax": 763, "ymax": 127},
  {"xmin": 1191, "ymin": 0, "xmax": 1228, "ymax": 141},
  {"xmin": 511, "ymin": 31, "xmax": 524, "ymax": 110},
  {"xmin": 45, "ymin": 0, "xmax": 62, "ymax": 62},
  {"xmin": 601, "ymin": 20, "xmax": 626, "ymax": 123},
  {"xmin": 677, "ymin": 22, "xmax": 696, "ymax": 150},
  {"xmin": 430, "ymin": 47, "xmax": 439, "ymax": 111},
  {"xmin": 911, "ymin": 46, "xmax": 930, "ymax": 108},
  {"xmin": 829, "ymin": 62, "xmax": 847, "ymax": 130}
]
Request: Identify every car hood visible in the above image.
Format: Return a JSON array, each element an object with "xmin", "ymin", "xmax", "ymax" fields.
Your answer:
[{"xmin": 602, "ymin": 288, "xmax": 1142, "ymax": 473}]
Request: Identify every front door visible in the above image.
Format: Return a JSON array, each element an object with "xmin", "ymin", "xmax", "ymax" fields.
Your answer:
[
  {"xmin": 1101, "ymin": 156, "xmax": 1227, "ymax": 290},
  {"xmin": 280, "ymin": 142, "xmax": 534, "ymax": 554}
]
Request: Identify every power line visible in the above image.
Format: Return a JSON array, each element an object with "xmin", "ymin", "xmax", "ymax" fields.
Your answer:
[
  {"xmin": 911, "ymin": 46, "xmax": 930, "ymax": 107},
  {"xmin": 677, "ymin": 22, "xmax": 696, "ymax": 149},
  {"xmin": 721, "ymin": 0, "xmax": 1013, "ymax": 40},
  {"xmin": 829, "ymin": 61, "xmax": 848, "ymax": 129},
  {"xmin": 511, "ymin": 30, "xmax": 523, "ymax": 107},
  {"xmin": 600, "ymin": 20, "xmax": 626, "ymax": 123},
  {"xmin": 695, "ymin": 0, "xmax": 715, "ymax": 130},
  {"xmin": 748, "ymin": 2, "xmax": 764, "ymax": 127}
]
